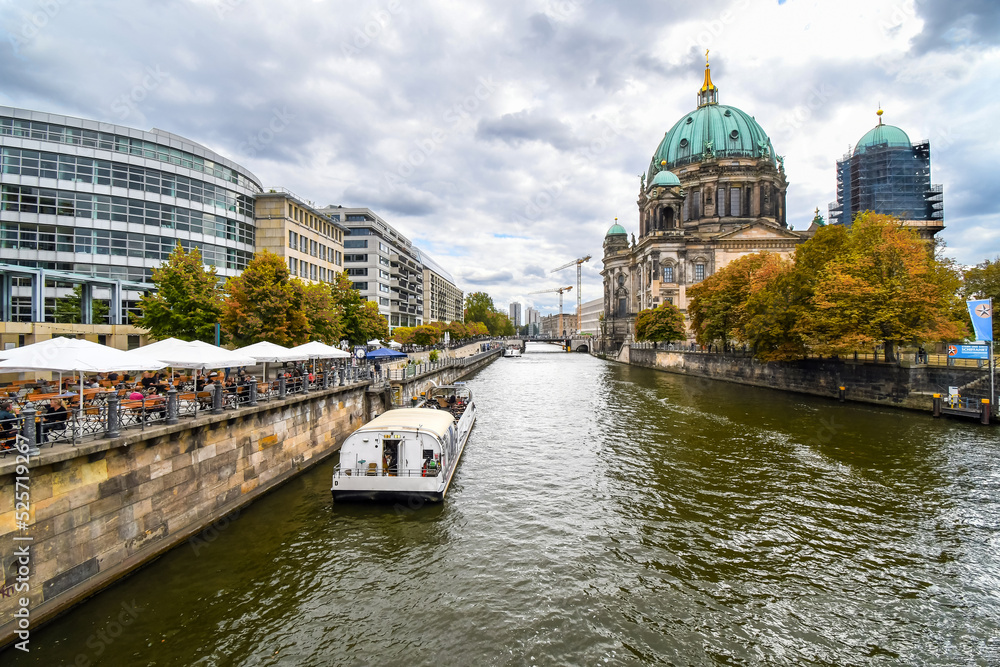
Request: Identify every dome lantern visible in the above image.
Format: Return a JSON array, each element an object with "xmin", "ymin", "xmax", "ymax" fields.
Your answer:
[{"xmin": 698, "ymin": 49, "xmax": 718, "ymax": 107}]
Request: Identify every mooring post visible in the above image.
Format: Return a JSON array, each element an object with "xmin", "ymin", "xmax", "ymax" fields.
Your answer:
[
  {"xmin": 981, "ymin": 399, "xmax": 991, "ymax": 425},
  {"xmin": 932, "ymin": 394, "xmax": 941, "ymax": 418},
  {"xmin": 278, "ymin": 376, "xmax": 287, "ymax": 399},
  {"xmin": 166, "ymin": 388, "xmax": 179, "ymax": 425},
  {"xmin": 211, "ymin": 384, "xmax": 223, "ymax": 414},
  {"xmin": 838, "ymin": 386, "xmax": 846, "ymax": 402},
  {"xmin": 248, "ymin": 381, "xmax": 258, "ymax": 407},
  {"xmin": 21, "ymin": 405, "xmax": 38, "ymax": 450},
  {"xmin": 105, "ymin": 396, "xmax": 120, "ymax": 438}
]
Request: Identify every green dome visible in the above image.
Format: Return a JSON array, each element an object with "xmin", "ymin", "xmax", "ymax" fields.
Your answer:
[
  {"xmin": 606, "ymin": 222, "xmax": 627, "ymax": 237},
  {"xmin": 649, "ymin": 104, "xmax": 775, "ymax": 175},
  {"xmin": 854, "ymin": 123, "xmax": 911, "ymax": 155},
  {"xmin": 650, "ymin": 170, "xmax": 681, "ymax": 187}
]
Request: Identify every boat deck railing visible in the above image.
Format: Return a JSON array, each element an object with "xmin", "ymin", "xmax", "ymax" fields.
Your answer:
[{"xmin": 333, "ymin": 464, "xmax": 442, "ymax": 478}]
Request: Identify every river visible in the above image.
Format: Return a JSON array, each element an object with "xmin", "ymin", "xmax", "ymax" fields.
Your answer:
[{"xmin": 7, "ymin": 343, "xmax": 1000, "ymax": 665}]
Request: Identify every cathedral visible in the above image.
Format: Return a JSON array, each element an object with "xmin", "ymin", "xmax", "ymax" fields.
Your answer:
[{"xmin": 601, "ymin": 56, "xmax": 808, "ymax": 348}]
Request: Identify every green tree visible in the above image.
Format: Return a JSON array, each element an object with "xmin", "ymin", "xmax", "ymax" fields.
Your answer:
[
  {"xmin": 221, "ymin": 250, "xmax": 309, "ymax": 347},
  {"xmin": 799, "ymin": 212, "xmax": 966, "ymax": 361},
  {"xmin": 136, "ymin": 244, "xmax": 222, "ymax": 342},
  {"xmin": 464, "ymin": 291, "xmax": 495, "ymax": 325},
  {"xmin": 357, "ymin": 300, "xmax": 390, "ymax": 343},
  {"xmin": 634, "ymin": 302, "xmax": 686, "ymax": 345},
  {"xmin": 963, "ymin": 258, "xmax": 1000, "ymax": 340},
  {"xmin": 331, "ymin": 271, "xmax": 374, "ymax": 345},
  {"xmin": 53, "ymin": 285, "xmax": 110, "ymax": 324},
  {"xmin": 393, "ymin": 327, "xmax": 415, "ymax": 346},
  {"xmin": 301, "ymin": 281, "xmax": 343, "ymax": 345}
]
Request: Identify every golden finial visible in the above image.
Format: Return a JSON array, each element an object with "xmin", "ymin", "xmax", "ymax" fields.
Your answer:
[
  {"xmin": 701, "ymin": 51, "xmax": 715, "ymax": 93},
  {"xmin": 876, "ymin": 104, "xmax": 883, "ymax": 125}
]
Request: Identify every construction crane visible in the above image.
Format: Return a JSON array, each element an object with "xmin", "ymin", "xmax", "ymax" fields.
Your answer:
[
  {"xmin": 527, "ymin": 286, "xmax": 573, "ymax": 337},
  {"xmin": 550, "ymin": 255, "xmax": 591, "ymax": 332}
]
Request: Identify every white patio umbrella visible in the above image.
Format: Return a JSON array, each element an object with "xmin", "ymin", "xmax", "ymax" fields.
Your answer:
[
  {"xmin": 0, "ymin": 337, "xmax": 167, "ymax": 442},
  {"xmin": 388, "ymin": 341, "xmax": 403, "ymax": 349},
  {"xmin": 288, "ymin": 341, "xmax": 351, "ymax": 359},
  {"xmin": 233, "ymin": 341, "xmax": 309, "ymax": 382},
  {"xmin": 367, "ymin": 339, "xmax": 383, "ymax": 347},
  {"xmin": 126, "ymin": 339, "xmax": 256, "ymax": 372},
  {"xmin": 288, "ymin": 341, "xmax": 351, "ymax": 384}
]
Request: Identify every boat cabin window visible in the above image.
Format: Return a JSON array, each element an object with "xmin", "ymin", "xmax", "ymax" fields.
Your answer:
[{"xmin": 423, "ymin": 449, "xmax": 434, "ymax": 460}]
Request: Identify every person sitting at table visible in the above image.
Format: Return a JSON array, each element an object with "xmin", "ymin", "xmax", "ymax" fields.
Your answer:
[
  {"xmin": 145, "ymin": 387, "xmax": 167, "ymax": 419},
  {"xmin": 128, "ymin": 388, "xmax": 145, "ymax": 401},
  {"xmin": 140, "ymin": 371, "xmax": 155, "ymax": 389},
  {"xmin": 0, "ymin": 400, "xmax": 19, "ymax": 451},
  {"xmin": 40, "ymin": 398, "xmax": 68, "ymax": 442},
  {"xmin": 35, "ymin": 379, "xmax": 54, "ymax": 394},
  {"xmin": 107, "ymin": 372, "xmax": 118, "ymax": 382}
]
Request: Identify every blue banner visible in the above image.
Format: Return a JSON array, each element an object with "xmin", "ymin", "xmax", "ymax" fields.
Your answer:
[
  {"xmin": 967, "ymin": 299, "xmax": 993, "ymax": 342},
  {"xmin": 948, "ymin": 344, "xmax": 990, "ymax": 360}
]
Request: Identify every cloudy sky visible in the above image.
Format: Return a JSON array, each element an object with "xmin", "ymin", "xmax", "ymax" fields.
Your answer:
[{"xmin": 2, "ymin": 0, "xmax": 998, "ymax": 316}]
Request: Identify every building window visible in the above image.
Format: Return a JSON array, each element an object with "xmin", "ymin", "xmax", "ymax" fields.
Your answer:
[
  {"xmin": 344, "ymin": 254, "xmax": 367, "ymax": 262},
  {"xmin": 380, "ymin": 297, "xmax": 390, "ymax": 306},
  {"xmin": 127, "ymin": 334, "xmax": 140, "ymax": 350},
  {"xmin": 310, "ymin": 240, "xmax": 318, "ymax": 257},
  {"xmin": 335, "ymin": 251, "xmax": 342, "ymax": 265},
  {"xmin": 663, "ymin": 265, "xmax": 674, "ymax": 283},
  {"xmin": 352, "ymin": 282, "xmax": 368, "ymax": 290},
  {"xmin": 300, "ymin": 236, "xmax": 307, "ymax": 253},
  {"xmin": 289, "ymin": 257, "xmax": 297, "ymax": 276},
  {"xmin": 730, "ymin": 187, "xmax": 741, "ymax": 217},
  {"xmin": 311, "ymin": 264, "xmax": 318, "ymax": 281},
  {"xmin": 288, "ymin": 231, "xmax": 297, "ymax": 249},
  {"xmin": 347, "ymin": 268, "xmax": 368, "ymax": 276},
  {"xmin": 379, "ymin": 283, "xmax": 390, "ymax": 293},
  {"xmin": 345, "ymin": 239, "xmax": 368, "ymax": 249},
  {"xmin": 694, "ymin": 263, "xmax": 705, "ymax": 282}
]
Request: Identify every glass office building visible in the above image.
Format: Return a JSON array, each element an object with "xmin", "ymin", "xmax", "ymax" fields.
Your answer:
[{"xmin": 0, "ymin": 107, "xmax": 262, "ymax": 322}]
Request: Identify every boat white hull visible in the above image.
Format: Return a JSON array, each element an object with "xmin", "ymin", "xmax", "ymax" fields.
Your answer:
[{"xmin": 332, "ymin": 405, "xmax": 475, "ymax": 503}]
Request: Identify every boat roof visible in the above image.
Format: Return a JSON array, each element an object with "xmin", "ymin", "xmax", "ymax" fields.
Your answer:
[{"xmin": 353, "ymin": 408, "xmax": 456, "ymax": 438}]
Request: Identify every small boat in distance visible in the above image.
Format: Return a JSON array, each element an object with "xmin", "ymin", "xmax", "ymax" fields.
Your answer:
[
  {"xmin": 331, "ymin": 384, "xmax": 476, "ymax": 502},
  {"xmin": 504, "ymin": 345, "xmax": 522, "ymax": 358}
]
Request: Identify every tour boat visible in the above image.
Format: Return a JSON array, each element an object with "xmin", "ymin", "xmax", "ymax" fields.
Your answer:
[
  {"xmin": 504, "ymin": 345, "xmax": 522, "ymax": 358},
  {"xmin": 331, "ymin": 384, "xmax": 476, "ymax": 502}
]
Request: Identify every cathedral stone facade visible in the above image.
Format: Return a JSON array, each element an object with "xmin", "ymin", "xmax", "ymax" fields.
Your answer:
[{"xmin": 601, "ymin": 57, "xmax": 807, "ymax": 349}]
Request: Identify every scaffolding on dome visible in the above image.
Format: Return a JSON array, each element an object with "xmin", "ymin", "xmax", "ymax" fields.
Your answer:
[{"xmin": 828, "ymin": 140, "xmax": 944, "ymax": 227}]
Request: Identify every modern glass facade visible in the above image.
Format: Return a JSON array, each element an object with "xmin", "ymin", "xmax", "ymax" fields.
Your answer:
[
  {"xmin": 0, "ymin": 107, "xmax": 262, "ymax": 322},
  {"xmin": 0, "ymin": 108, "xmax": 261, "ymax": 282}
]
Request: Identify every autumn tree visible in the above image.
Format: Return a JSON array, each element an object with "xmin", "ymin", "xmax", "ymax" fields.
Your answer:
[
  {"xmin": 446, "ymin": 320, "xmax": 469, "ymax": 341},
  {"xmin": 411, "ymin": 324, "xmax": 442, "ymax": 346},
  {"xmin": 688, "ymin": 252, "xmax": 781, "ymax": 349},
  {"xmin": 963, "ymin": 258, "xmax": 1000, "ymax": 340},
  {"xmin": 634, "ymin": 302, "xmax": 686, "ymax": 345},
  {"xmin": 53, "ymin": 285, "xmax": 110, "ymax": 324},
  {"xmin": 136, "ymin": 244, "xmax": 222, "ymax": 342},
  {"xmin": 301, "ymin": 281, "xmax": 343, "ymax": 345},
  {"xmin": 393, "ymin": 327, "xmax": 415, "ymax": 345},
  {"xmin": 742, "ymin": 225, "xmax": 849, "ymax": 361},
  {"xmin": 221, "ymin": 250, "xmax": 309, "ymax": 347},
  {"xmin": 798, "ymin": 212, "xmax": 966, "ymax": 361}
]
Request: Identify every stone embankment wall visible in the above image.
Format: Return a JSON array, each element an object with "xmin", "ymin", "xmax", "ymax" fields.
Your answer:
[
  {"xmin": 620, "ymin": 347, "xmax": 982, "ymax": 410},
  {"xmin": 0, "ymin": 383, "xmax": 387, "ymax": 648}
]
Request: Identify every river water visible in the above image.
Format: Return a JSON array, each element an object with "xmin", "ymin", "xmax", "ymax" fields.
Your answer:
[{"xmin": 7, "ymin": 343, "xmax": 1000, "ymax": 666}]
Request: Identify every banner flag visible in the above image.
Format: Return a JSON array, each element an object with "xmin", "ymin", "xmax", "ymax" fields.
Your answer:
[{"xmin": 967, "ymin": 299, "xmax": 993, "ymax": 342}]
